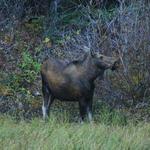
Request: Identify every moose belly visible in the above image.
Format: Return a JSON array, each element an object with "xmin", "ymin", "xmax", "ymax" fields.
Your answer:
[
  {"xmin": 46, "ymin": 73, "xmax": 92, "ymax": 101},
  {"xmin": 51, "ymin": 85, "xmax": 83, "ymax": 101}
]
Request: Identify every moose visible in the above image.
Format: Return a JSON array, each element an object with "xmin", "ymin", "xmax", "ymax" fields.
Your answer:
[{"xmin": 41, "ymin": 51, "xmax": 119, "ymax": 122}]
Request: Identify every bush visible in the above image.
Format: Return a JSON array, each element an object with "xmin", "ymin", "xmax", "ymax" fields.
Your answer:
[{"xmin": 6, "ymin": 50, "xmax": 41, "ymax": 93}]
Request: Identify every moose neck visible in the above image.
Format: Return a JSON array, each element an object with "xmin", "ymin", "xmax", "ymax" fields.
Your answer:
[{"xmin": 82, "ymin": 55, "xmax": 104, "ymax": 82}]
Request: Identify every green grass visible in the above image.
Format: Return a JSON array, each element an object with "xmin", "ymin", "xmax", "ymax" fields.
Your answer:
[{"xmin": 0, "ymin": 114, "xmax": 150, "ymax": 150}]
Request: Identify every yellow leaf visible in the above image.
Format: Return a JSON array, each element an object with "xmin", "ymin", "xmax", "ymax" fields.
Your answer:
[
  {"xmin": 43, "ymin": 37, "xmax": 50, "ymax": 43},
  {"xmin": 76, "ymin": 30, "xmax": 80, "ymax": 35}
]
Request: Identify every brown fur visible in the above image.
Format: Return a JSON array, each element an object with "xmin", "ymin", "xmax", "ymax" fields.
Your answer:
[{"xmin": 41, "ymin": 52, "xmax": 119, "ymax": 122}]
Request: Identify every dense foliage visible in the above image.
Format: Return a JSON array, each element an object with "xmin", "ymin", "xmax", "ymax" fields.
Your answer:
[{"xmin": 0, "ymin": 0, "xmax": 150, "ymax": 122}]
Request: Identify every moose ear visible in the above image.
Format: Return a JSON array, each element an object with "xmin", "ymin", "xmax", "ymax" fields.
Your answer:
[{"xmin": 90, "ymin": 50, "xmax": 95, "ymax": 57}]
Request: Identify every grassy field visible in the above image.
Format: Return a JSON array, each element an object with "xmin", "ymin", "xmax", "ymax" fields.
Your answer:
[{"xmin": 0, "ymin": 114, "xmax": 150, "ymax": 150}]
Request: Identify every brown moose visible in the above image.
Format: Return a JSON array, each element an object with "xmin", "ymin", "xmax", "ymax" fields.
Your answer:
[{"xmin": 41, "ymin": 51, "xmax": 119, "ymax": 122}]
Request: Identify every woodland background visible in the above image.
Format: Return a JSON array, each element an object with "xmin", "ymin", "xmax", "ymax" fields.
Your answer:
[
  {"xmin": 0, "ymin": 0, "xmax": 150, "ymax": 122},
  {"xmin": 0, "ymin": 1, "xmax": 150, "ymax": 149}
]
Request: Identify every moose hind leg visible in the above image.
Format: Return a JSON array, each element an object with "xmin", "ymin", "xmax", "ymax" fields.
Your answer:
[
  {"xmin": 42, "ymin": 84, "xmax": 50, "ymax": 120},
  {"xmin": 87, "ymin": 100, "xmax": 93, "ymax": 122},
  {"xmin": 47, "ymin": 94, "xmax": 55, "ymax": 116},
  {"xmin": 79, "ymin": 100, "xmax": 87, "ymax": 123}
]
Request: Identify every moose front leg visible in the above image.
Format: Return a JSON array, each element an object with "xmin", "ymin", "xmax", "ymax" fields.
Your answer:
[
  {"xmin": 47, "ymin": 94, "xmax": 55, "ymax": 116},
  {"xmin": 87, "ymin": 100, "xmax": 93, "ymax": 122},
  {"xmin": 79, "ymin": 99, "xmax": 87, "ymax": 123},
  {"xmin": 42, "ymin": 84, "xmax": 50, "ymax": 120}
]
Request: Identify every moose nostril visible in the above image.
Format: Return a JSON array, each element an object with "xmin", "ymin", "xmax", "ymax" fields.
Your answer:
[{"xmin": 100, "ymin": 56, "xmax": 103, "ymax": 59}]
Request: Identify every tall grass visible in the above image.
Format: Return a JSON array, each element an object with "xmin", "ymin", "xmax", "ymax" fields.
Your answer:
[{"xmin": 0, "ymin": 114, "xmax": 149, "ymax": 150}]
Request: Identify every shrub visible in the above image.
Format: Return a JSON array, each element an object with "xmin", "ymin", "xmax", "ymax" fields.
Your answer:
[{"xmin": 6, "ymin": 50, "xmax": 41, "ymax": 93}]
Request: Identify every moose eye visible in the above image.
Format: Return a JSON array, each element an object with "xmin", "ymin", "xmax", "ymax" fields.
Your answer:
[{"xmin": 99, "ymin": 56, "xmax": 103, "ymax": 59}]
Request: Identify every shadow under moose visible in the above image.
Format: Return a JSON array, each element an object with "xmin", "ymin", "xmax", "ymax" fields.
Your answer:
[{"xmin": 41, "ymin": 51, "xmax": 119, "ymax": 123}]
